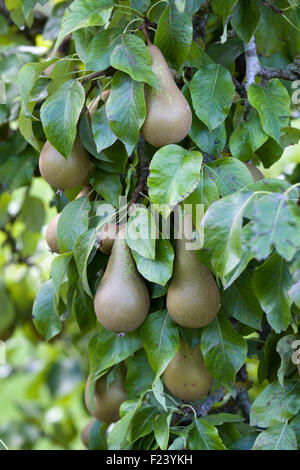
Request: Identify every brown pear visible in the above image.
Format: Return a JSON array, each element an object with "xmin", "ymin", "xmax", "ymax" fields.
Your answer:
[
  {"xmin": 39, "ymin": 138, "xmax": 92, "ymax": 189},
  {"xmin": 167, "ymin": 214, "xmax": 220, "ymax": 328},
  {"xmin": 98, "ymin": 223, "xmax": 119, "ymax": 255},
  {"xmin": 45, "ymin": 213, "xmax": 60, "ymax": 253},
  {"xmin": 163, "ymin": 338, "xmax": 213, "ymax": 401},
  {"xmin": 245, "ymin": 162, "xmax": 264, "ymax": 181},
  {"xmin": 85, "ymin": 368, "xmax": 128, "ymax": 423},
  {"xmin": 140, "ymin": 44, "xmax": 192, "ymax": 147},
  {"xmin": 81, "ymin": 419, "xmax": 96, "ymax": 448},
  {"xmin": 94, "ymin": 228, "xmax": 150, "ymax": 332}
]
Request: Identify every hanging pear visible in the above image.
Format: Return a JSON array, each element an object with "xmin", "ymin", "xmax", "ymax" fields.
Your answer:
[
  {"xmin": 81, "ymin": 419, "xmax": 96, "ymax": 448},
  {"xmin": 167, "ymin": 213, "xmax": 220, "ymax": 328},
  {"xmin": 140, "ymin": 41, "xmax": 192, "ymax": 148},
  {"xmin": 39, "ymin": 138, "xmax": 92, "ymax": 189},
  {"xmin": 85, "ymin": 367, "xmax": 128, "ymax": 423},
  {"xmin": 163, "ymin": 338, "xmax": 213, "ymax": 401},
  {"xmin": 245, "ymin": 162, "xmax": 264, "ymax": 181},
  {"xmin": 94, "ymin": 228, "xmax": 150, "ymax": 332}
]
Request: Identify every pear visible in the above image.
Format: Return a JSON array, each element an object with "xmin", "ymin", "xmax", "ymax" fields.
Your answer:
[
  {"xmin": 88, "ymin": 90, "xmax": 110, "ymax": 118},
  {"xmin": 163, "ymin": 338, "xmax": 213, "ymax": 401},
  {"xmin": 140, "ymin": 44, "xmax": 192, "ymax": 147},
  {"xmin": 81, "ymin": 419, "xmax": 96, "ymax": 448},
  {"xmin": 245, "ymin": 162, "xmax": 264, "ymax": 181},
  {"xmin": 94, "ymin": 228, "xmax": 150, "ymax": 332},
  {"xmin": 39, "ymin": 138, "xmax": 92, "ymax": 189},
  {"xmin": 45, "ymin": 213, "xmax": 60, "ymax": 253},
  {"xmin": 167, "ymin": 214, "xmax": 220, "ymax": 328},
  {"xmin": 85, "ymin": 368, "xmax": 128, "ymax": 423},
  {"xmin": 98, "ymin": 223, "xmax": 119, "ymax": 255}
]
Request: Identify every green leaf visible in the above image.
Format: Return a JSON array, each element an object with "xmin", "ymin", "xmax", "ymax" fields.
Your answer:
[
  {"xmin": 211, "ymin": 0, "xmax": 238, "ymax": 20},
  {"xmin": 128, "ymin": 405, "xmax": 156, "ymax": 444},
  {"xmin": 255, "ymin": 137, "xmax": 283, "ymax": 168},
  {"xmin": 106, "ymin": 72, "xmax": 146, "ymax": 155},
  {"xmin": 154, "ymin": 3, "xmax": 193, "ymax": 69},
  {"xmin": 85, "ymin": 28, "xmax": 121, "ymax": 71},
  {"xmin": 148, "ymin": 145, "xmax": 202, "ymax": 220},
  {"xmin": 19, "ymin": 195, "xmax": 45, "ymax": 232},
  {"xmin": 140, "ymin": 311, "xmax": 179, "ymax": 380},
  {"xmin": 276, "ymin": 334, "xmax": 298, "ymax": 387},
  {"xmin": 132, "ymin": 237, "xmax": 174, "ymax": 286},
  {"xmin": 201, "ymin": 312, "xmax": 247, "ymax": 395},
  {"xmin": 252, "ymin": 253, "xmax": 293, "ymax": 333},
  {"xmin": 231, "ymin": 0, "xmax": 260, "ymax": 43},
  {"xmin": 153, "ymin": 413, "xmax": 171, "ymax": 450},
  {"xmin": 91, "ymin": 105, "xmax": 117, "ymax": 153},
  {"xmin": 202, "ymin": 191, "xmax": 254, "ymax": 278},
  {"xmin": 247, "ymin": 79, "xmax": 290, "ymax": 145},
  {"xmin": 107, "ymin": 398, "xmax": 142, "ymax": 450},
  {"xmin": 57, "ymin": 196, "xmax": 91, "ymax": 253},
  {"xmin": 250, "ymin": 380, "xmax": 300, "ymax": 427},
  {"xmin": 73, "ymin": 289, "xmax": 96, "ymax": 334},
  {"xmin": 74, "ymin": 228, "xmax": 97, "ymax": 297},
  {"xmin": 50, "ymin": 252, "xmax": 73, "ymax": 308},
  {"xmin": 110, "ymin": 34, "xmax": 157, "ymax": 87},
  {"xmin": 222, "ymin": 271, "xmax": 263, "ymax": 330},
  {"xmin": 204, "ymin": 413, "xmax": 244, "ymax": 426},
  {"xmin": 55, "ymin": 0, "xmax": 114, "ymax": 51},
  {"xmin": 255, "ymin": 1, "xmax": 286, "ymax": 56},
  {"xmin": 91, "ymin": 170, "xmax": 122, "ymax": 208},
  {"xmin": 32, "ymin": 280, "xmax": 62, "ymax": 341},
  {"xmin": 126, "ymin": 206, "xmax": 156, "ymax": 260},
  {"xmin": 190, "ymin": 64, "xmax": 235, "ymax": 131},
  {"xmin": 40, "ymin": 79, "xmax": 85, "ymax": 158},
  {"xmin": 247, "ymin": 192, "xmax": 300, "ymax": 261},
  {"xmin": 205, "ymin": 157, "xmax": 252, "ymax": 196},
  {"xmin": 229, "ymin": 109, "xmax": 268, "ymax": 161},
  {"xmin": 126, "ymin": 349, "xmax": 155, "ymax": 398},
  {"xmin": 280, "ymin": 126, "xmax": 300, "ymax": 147},
  {"xmin": 252, "ymin": 423, "xmax": 297, "ymax": 450},
  {"xmin": 18, "ymin": 102, "xmax": 39, "ymax": 151},
  {"xmin": 189, "ymin": 418, "xmax": 226, "ymax": 450},
  {"xmin": 89, "ymin": 328, "xmax": 142, "ymax": 380},
  {"xmin": 185, "ymin": 169, "xmax": 220, "ymax": 210}
]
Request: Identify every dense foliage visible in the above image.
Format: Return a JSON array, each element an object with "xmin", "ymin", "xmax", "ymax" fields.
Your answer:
[{"xmin": 1, "ymin": 0, "xmax": 300, "ymax": 451}]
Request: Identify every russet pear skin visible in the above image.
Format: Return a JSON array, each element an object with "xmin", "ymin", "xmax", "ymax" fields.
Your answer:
[
  {"xmin": 85, "ymin": 369, "xmax": 128, "ymax": 423},
  {"xmin": 163, "ymin": 339, "xmax": 213, "ymax": 401},
  {"xmin": 94, "ymin": 230, "xmax": 150, "ymax": 332},
  {"xmin": 45, "ymin": 213, "xmax": 60, "ymax": 253},
  {"xmin": 141, "ymin": 44, "xmax": 192, "ymax": 148},
  {"xmin": 245, "ymin": 162, "xmax": 264, "ymax": 181},
  {"xmin": 39, "ymin": 138, "xmax": 92, "ymax": 189},
  {"xmin": 167, "ymin": 214, "xmax": 220, "ymax": 328}
]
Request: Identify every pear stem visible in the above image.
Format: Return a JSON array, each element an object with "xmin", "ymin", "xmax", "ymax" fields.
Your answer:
[{"xmin": 139, "ymin": 23, "xmax": 152, "ymax": 46}]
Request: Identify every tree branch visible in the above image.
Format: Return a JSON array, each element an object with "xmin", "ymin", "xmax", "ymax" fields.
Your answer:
[
  {"xmin": 262, "ymin": 0, "xmax": 283, "ymax": 14},
  {"xmin": 129, "ymin": 137, "xmax": 149, "ymax": 206}
]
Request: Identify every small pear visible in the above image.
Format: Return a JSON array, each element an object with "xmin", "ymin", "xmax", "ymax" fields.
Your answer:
[
  {"xmin": 141, "ymin": 44, "xmax": 192, "ymax": 148},
  {"xmin": 45, "ymin": 213, "xmax": 60, "ymax": 253},
  {"xmin": 85, "ymin": 368, "xmax": 128, "ymax": 423},
  {"xmin": 88, "ymin": 90, "xmax": 110, "ymax": 119},
  {"xmin": 98, "ymin": 223, "xmax": 119, "ymax": 255},
  {"xmin": 245, "ymin": 162, "xmax": 264, "ymax": 181},
  {"xmin": 81, "ymin": 419, "xmax": 96, "ymax": 448},
  {"xmin": 163, "ymin": 338, "xmax": 213, "ymax": 401},
  {"xmin": 167, "ymin": 214, "xmax": 220, "ymax": 328},
  {"xmin": 94, "ymin": 228, "xmax": 150, "ymax": 332},
  {"xmin": 39, "ymin": 138, "xmax": 92, "ymax": 189}
]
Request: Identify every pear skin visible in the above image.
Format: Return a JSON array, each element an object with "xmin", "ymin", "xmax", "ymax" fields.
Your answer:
[
  {"xmin": 98, "ymin": 223, "xmax": 119, "ymax": 255},
  {"xmin": 94, "ymin": 229, "xmax": 150, "ymax": 332},
  {"xmin": 167, "ymin": 214, "xmax": 220, "ymax": 328},
  {"xmin": 45, "ymin": 213, "xmax": 60, "ymax": 253},
  {"xmin": 81, "ymin": 419, "xmax": 96, "ymax": 448},
  {"xmin": 245, "ymin": 162, "xmax": 264, "ymax": 181},
  {"xmin": 85, "ymin": 368, "xmax": 128, "ymax": 423},
  {"xmin": 39, "ymin": 138, "xmax": 92, "ymax": 189},
  {"xmin": 141, "ymin": 44, "xmax": 192, "ymax": 148},
  {"xmin": 163, "ymin": 338, "xmax": 213, "ymax": 401}
]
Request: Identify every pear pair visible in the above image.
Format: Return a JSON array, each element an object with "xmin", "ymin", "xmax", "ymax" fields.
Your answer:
[
  {"xmin": 94, "ymin": 227, "xmax": 150, "ymax": 332},
  {"xmin": 85, "ymin": 366, "xmax": 128, "ymax": 423},
  {"xmin": 167, "ymin": 214, "xmax": 220, "ymax": 328},
  {"xmin": 141, "ymin": 42, "xmax": 192, "ymax": 148}
]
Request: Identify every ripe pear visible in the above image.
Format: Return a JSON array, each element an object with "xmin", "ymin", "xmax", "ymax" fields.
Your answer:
[
  {"xmin": 81, "ymin": 419, "xmax": 96, "ymax": 448},
  {"xmin": 163, "ymin": 338, "xmax": 213, "ymax": 401},
  {"xmin": 140, "ymin": 44, "xmax": 192, "ymax": 147},
  {"xmin": 98, "ymin": 223, "xmax": 119, "ymax": 255},
  {"xmin": 39, "ymin": 138, "xmax": 92, "ymax": 189},
  {"xmin": 94, "ymin": 228, "xmax": 150, "ymax": 332},
  {"xmin": 167, "ymin": 214, "xmax": 220, "ymax": 328},
  {"xmin": 245, "ymin": 162, "xmax": 264, "ymax": 181},
  {"xmin": 45, "ymin": 213, "xmax": 60, "ymax": 253},
  {"xmin": 85, "ymin": 368, "xmax": 128, "ymax": 423}
]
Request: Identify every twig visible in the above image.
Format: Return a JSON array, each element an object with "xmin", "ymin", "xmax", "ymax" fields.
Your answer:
[
  {"xmin": 129, "ymin": 137, "xmax": 149, "ymax": 206},
  {"xmin": 263, "ymin": 0, "xmax": 283, "ymax": 14},
  {"xmin": 82, "ymin": 67, "xmax": 116, "ymax": 86},
  {"xmin": 258, "ymin": 62, "xmax": 300, "ymax": 81},
  {"xmin": 195, "ymin": 0, "xmax": 212, "ymax": 16}
]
